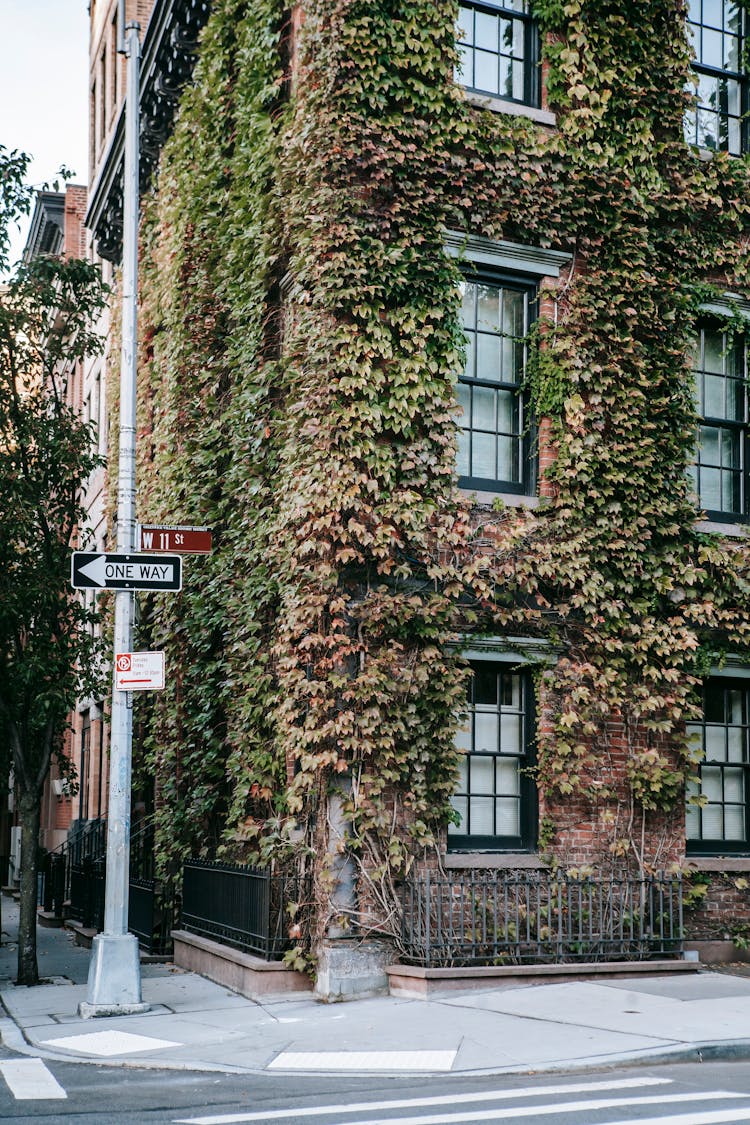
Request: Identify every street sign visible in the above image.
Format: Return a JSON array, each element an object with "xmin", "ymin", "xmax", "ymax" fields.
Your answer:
[
  {"xmin": 71, "ymin": 552, "xmax": 182, "ymax": 591},
  {"xmin": 139, "ymin": 524, "xmax": 212, "ymax": 554},
  {"xmin": 115, "ymin": 651, "xmax": 165, "ymax": 691}
]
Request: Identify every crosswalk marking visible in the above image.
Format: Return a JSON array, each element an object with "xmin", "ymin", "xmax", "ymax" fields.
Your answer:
[
  {"xmin": 0, "ymin": 1058, "xmax": 66, "ymax": 1100},
  {"xmin": 173, "ymin": 1076, "xmax": 673, "ymax": 1124},
  {"xmin": 599, "ymin": 1111, "xmax": 750, "ymax": 1125},
  {"xmin": 268, "ymin": 1049, "xmax": 457, "ymax": 1071},
  {"xmin": 315, "ymin": 1091, "xmax": 750, "ymax": 1125}
]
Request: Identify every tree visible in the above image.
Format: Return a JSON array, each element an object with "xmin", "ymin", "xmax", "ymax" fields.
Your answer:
[{"xmin": 0, "ymin": 147, "xmax": 107, "ymax": 984}]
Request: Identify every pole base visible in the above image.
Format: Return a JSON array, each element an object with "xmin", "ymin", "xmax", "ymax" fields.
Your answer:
[{"xmin": 78, "ymin": 932, "xmax": 149, "ymax": 1018}]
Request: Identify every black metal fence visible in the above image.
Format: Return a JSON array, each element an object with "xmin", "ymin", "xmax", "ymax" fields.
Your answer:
[
  {"xmin": 181, "ymin": 859, "xmax": 306, "ymax": 960},
  {"xmin": 38, "ymin": 817, "xmax": 176, "ymax": 956},
  {"xmin": 401, "ymin": 870, "xmax": 684, "ymax": 967},
  {"xmin": 66, "ymin": 819, "xmax": 107, "ymax": 931},
  {"xmin": 127, "ymin": 819, "xmax": 177, "ymax": 956}
]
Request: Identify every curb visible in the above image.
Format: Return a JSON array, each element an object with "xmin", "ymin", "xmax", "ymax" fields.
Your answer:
[{"xmin": 4, "ymin": 1013, "xmax": 750, "ymax": 1078}]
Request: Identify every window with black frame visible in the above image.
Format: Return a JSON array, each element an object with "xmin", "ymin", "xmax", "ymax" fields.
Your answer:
[
  {"xmin": 456, "ymin": 0, "xmax": 539, "ymax": 107},
  {"xmin": 690, "ymin": 323, "xmax": 748, "ymax": 521},
  {"xmin": 449, "ymin": 663, "xmax": 535, "ymax": 850},
  {"xmin": 457, "ymin": 274, "xmax": 534, "ymax": 493},
  {"xmin": 685, "ymin": 0, "xmax": 748, "ymax": 155},
  {"xmin": 687, "ymin": 678, "xmax": 750, "ymax": 852}
]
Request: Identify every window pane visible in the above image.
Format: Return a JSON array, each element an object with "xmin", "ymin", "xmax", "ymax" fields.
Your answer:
[
  {"xmin": 686, "ymin": 803, "xmax": 701, "ymax": 838},
  {"xmin": 455, "ymin": 720, "xmax": 471, "ymax": 754},
  {"xmin": 705, "ymin": 724, "xmax": 726, "ymax": 761},
  {"xmin": 475, "ymin": 10, "xmax": 498, "ymax": 49},
  {"xmin": 499, "ymin": 712, "xmax": 521, "ymax": 752},
  {"xmin": 470, "ymin": 797, "xmax": 495, "ymax": 834},
  {"xmin": 702, "ymin": 802, "xmax": 724, "ymax": 836},
  {"xmin": 474, "ymin": 665, "xmax": 498, "ymax": 704},
  {"xmin": 458, "ymin": 4, "xmax": 474, "ymax": 45},
  {"xmin": 474, "ymin": 710, "xmax": 499, "ymax": 751},
  {"xmin": 702, "ymin": 765, "xmax": 723, "ymax": 800},
  {"xmin": 704, "ymin": 373, "xmax": 726, "ymax": 417},
  {"xmin": 496, "ymin": 758, "xmax": 520, "ymax": 794},
  {"xmin": 497, "ymin": 435, "xmax": 517, "ymax": 482},
  {"xmin": 501, "ymin": 674, "xmax": 521, "ymax": 709},
  {"xmin": 725, "ymin": 805, "xmax": 746, "ymax": 839},
  {"xmin": 724, "ymin": 767, "xmax": 744, "ymax": 802},
  {"xmin": 473, "ymin": 385, "xmax": 496, "ymax": 429},
  {"xmin": 495, "ymin": 797, "xmax": 520, "ymax": 835},
  {"xmin": 450, "ymin": 795, "xmax": 467, "ymax": 833},
  {"xmin": 472, "ymin": 431, "xmax": 496, "ymax": 478},
  {"xmin": 471, "ymin": 755, "xmax": 495, "ymax": 795},
  {"xmin": 476, "ymin": 333, "xmax": 502, "ymax": 382},
  {"xmin": 474, "ymin": 49, "xmax": 499, "ymax": 95},
  {"xmin": 457, "ymin": 429, "xmax": 470, "ymax": 476}
]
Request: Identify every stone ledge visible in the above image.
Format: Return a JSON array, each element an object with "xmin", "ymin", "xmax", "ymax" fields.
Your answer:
[
  {"xmin": 688, "ymin": 857, "xmax": 750, "ymax": 872},
  {"xmin": 386, "ymin": 958, "xmax": 699, "ymax": 998},
  {"xmin": 172, "ymin": 930, "xmax": 312, "ymax": 998},
  {"xmin": 37, "ymin": 910, "xmax": 64, "ymax": 929},
  {"xmin": 65, "ymin": 921, "xmax": 98, "ymax": 948},
  {"xmin": 685, "ymin": 939, "xmax": 750, "ymax": 963}
]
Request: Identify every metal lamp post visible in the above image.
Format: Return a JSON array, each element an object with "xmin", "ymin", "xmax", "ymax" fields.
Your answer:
[{"xmin": 79, "ymin": 5, "xmax": 148, "ymax": 1017}]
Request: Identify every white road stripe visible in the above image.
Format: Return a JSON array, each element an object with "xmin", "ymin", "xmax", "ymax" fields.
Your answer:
[
  {"xmin": 172, "ymin": 1076, "xmax": 672, "ymax": 1124},
  {"xmin": 598, "ymin": 1111, "xmax": 750, "ymax": 1125},
  {"xmin": 324, "ymin": 1091, "xmax": 750, "ymax": 1125},
  {"xmin": 0, "ymin": 1058, "xmax": 66, "ymax": 1100}
]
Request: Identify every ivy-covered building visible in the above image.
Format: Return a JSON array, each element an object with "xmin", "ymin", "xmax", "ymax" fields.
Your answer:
[{"xmin": 86, "ymin": 0, "xmax": 750, "ymax": 992}]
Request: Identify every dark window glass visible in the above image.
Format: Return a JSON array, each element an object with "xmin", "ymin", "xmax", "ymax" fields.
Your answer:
[
  {"xmin": 457, "ymin": 276, "xmax": 534, "ymax": 493},
  {"xmin": 687, "ymin": 678, "xmax": 750, "ymax": 852},
  {"xmin": 449, "ymin": 663, "xmax": 535, "ymax": 850},
  {"xmin": 690, "ymin": 325, "xmax": 748, "ymax": 520},
  {"xmin": 456, "ymin": 0, "xmax": 539, "ymax": 107},
  {"xmin": 685, "ymin": 0, "xmax": 748, "ymax": 155}
]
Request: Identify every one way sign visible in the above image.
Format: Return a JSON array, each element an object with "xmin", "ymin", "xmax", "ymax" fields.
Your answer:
[{"xmin": 71, "ymin": 552, "xmax": 182, "ymax": 592}]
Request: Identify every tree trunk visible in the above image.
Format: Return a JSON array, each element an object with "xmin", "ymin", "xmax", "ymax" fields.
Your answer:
[{"xmin": 16, "ymin": 792, "xmax": 41, "ymax": 985}]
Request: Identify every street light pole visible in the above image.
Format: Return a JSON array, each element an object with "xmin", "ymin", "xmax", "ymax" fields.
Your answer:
[{"xmin": 80, "ymin": 6, "xmax": 148, "ymax": 1018}]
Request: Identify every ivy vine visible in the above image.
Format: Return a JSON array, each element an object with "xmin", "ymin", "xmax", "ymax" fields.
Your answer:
[{"xmin": 116, "ymin": 0, "xmax": 750, "ymax": 955}]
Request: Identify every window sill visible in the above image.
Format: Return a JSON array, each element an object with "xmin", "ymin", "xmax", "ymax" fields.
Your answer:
[
  {"xmin": 460, "ymin": 488, "xmax": 539, "ymax": 508},
  {"xmin": 445, "ymin": 852, "xmax": 546, "ymax": 869},
  {"xmin": 696, "ymin": 519, "xmax": 749, "ymax": 537},
  {"xmin": 687, "ymin": 856, "xmax": 750, "ymax": 871},
  {"xmin": 462, "ymin": 90, "xmax": 556, "ymax": 127}
]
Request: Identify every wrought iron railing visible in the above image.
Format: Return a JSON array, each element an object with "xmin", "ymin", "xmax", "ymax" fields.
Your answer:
[
  {"xmin": 401, "ymin": 870, "xmax": 684, "ymax": 968},
  {"xmin": 37, "ymin": 816, "xmax": 176, "ymax": 955},
  {"xmin": 66, "ymin": 819, "xmax": 107, "ymax": 931},
  {"xmin": 181, "ymin": 859, "xmax": 307, "ymax": 961},
  {"xmin": 127, "ymin": 818, "xmax": 177, "ymax": 956}
]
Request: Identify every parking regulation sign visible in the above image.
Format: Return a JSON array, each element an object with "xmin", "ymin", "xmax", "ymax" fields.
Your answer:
[{"xmin": 114, "ymin": 651, "xmax": 165, "ymax": 691}]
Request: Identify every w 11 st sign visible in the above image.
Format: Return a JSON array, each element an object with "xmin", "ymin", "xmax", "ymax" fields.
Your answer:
[{"xmin": 71, "ymin": 552, "xmax": 182, "ymax": 591}]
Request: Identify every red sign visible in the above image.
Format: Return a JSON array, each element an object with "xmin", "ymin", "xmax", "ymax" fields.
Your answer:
[{"xmin": 140, "ymin": 524, "xmax": 213, "ymax": 555}]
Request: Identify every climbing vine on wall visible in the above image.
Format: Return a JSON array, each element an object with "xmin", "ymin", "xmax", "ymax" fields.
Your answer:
[{"xmin": 124, "ymin": 0, "xmax": 750, "ymax": 947}]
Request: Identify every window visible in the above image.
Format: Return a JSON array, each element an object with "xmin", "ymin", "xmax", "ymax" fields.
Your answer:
[
  {"xmin": 685, "ymin": 0, "xmax": 748, "ymax": 155},
  {"xmin": 456, "ymin": 0, "xmax": 539, "ymax": 107},
  {"xmin": 450, "ymin": 662, "xmax": 536, "ymax": 850},
  {"xmin": 457, "ymin": 274, "xmax": 534, "ymax": 492},
  {"xmin": 690, "ymin": 323, "xmax": 748, "ymax": 520},
  {"xmin": 687, "ymin": 678, "xmax": 750, "ymax": 852}
]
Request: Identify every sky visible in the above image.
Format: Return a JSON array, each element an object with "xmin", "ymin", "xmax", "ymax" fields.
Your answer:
[{"xmin": 0, "ymin": 0, "xmax": 89, "ymax": 275}]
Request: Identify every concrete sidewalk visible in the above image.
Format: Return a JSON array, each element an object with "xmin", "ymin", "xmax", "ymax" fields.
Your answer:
[{"xmin": 3, "ymin": 894, "xmax": 750, "ymax": 1077}]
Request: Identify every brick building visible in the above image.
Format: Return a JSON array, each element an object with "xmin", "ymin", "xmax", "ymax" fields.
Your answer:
[{"xmin": 80, "ymin": 0, "xmax": 750, "ymax": 990}]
